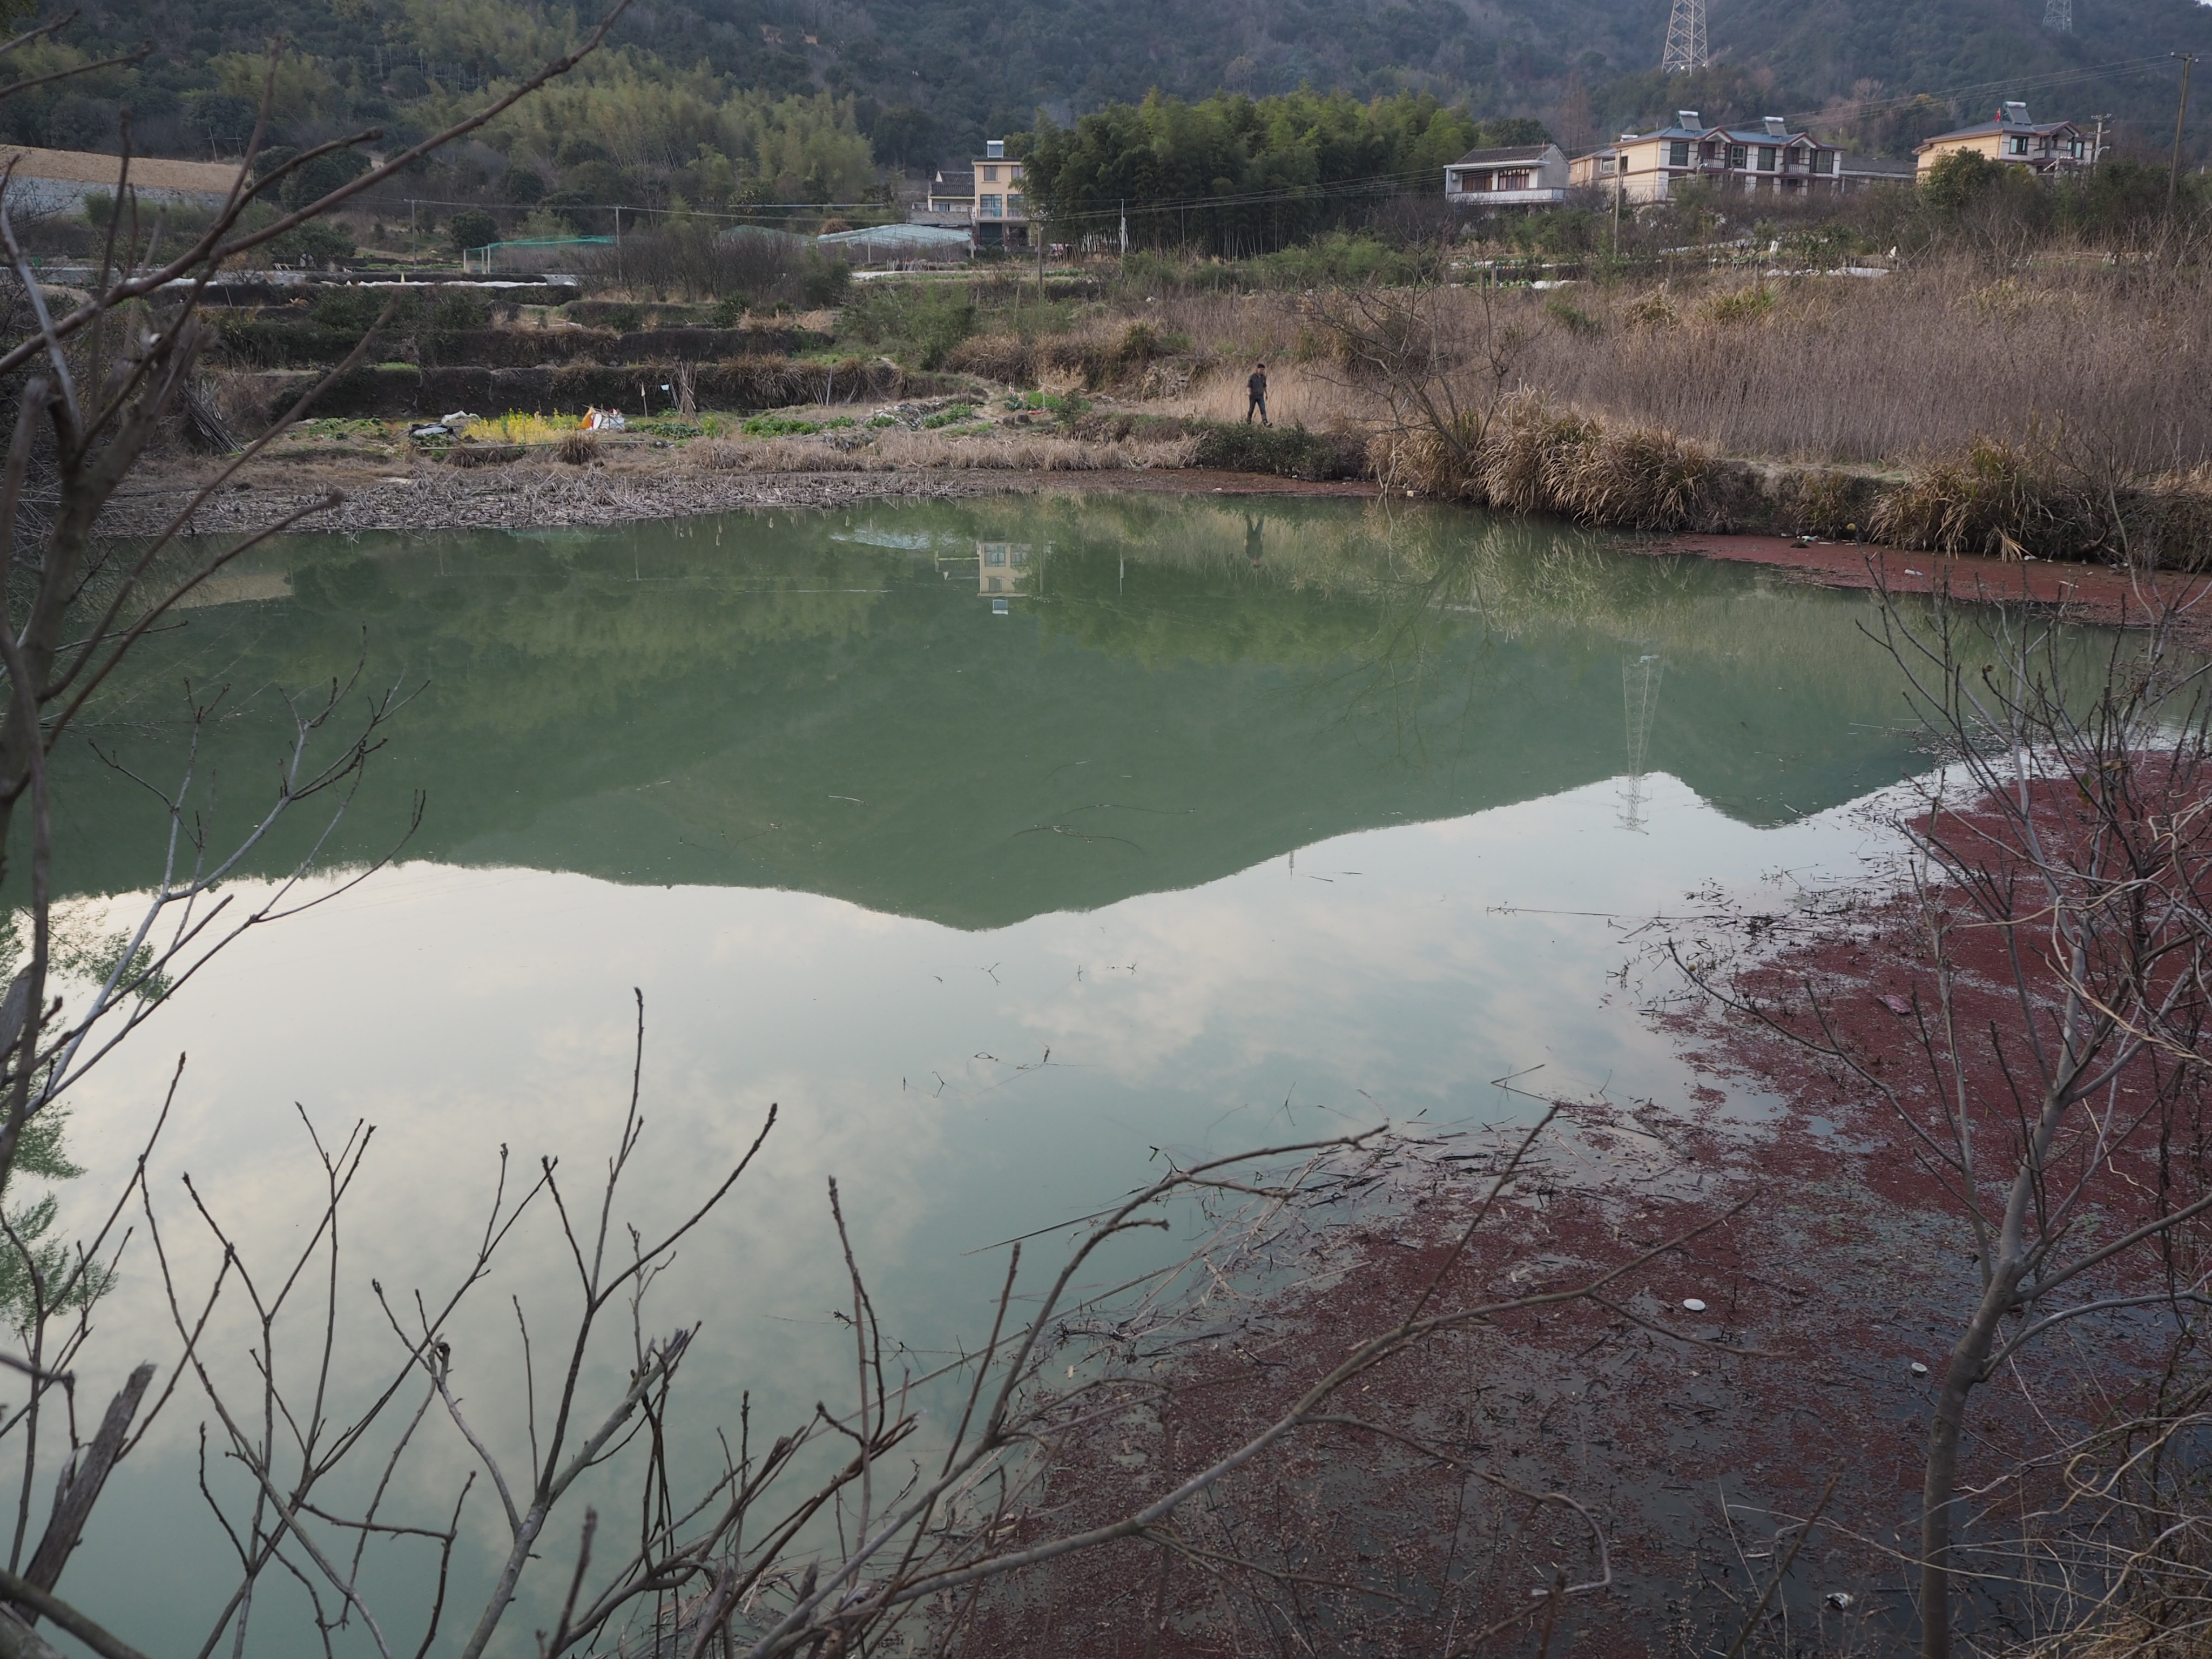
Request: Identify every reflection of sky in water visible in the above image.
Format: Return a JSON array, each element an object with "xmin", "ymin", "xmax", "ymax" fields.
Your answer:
[
  {"xmin": 58, "ymin": 774, "xmax": 1897, "ymax": 1655},
  {"xmin": 42, "ymin": 497, "xmax": 1992, "ymax": 1653}
]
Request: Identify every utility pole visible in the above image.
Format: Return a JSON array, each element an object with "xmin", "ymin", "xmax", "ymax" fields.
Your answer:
[
  {"xmin": 2091, "ymin": 112, "xmax": 2109, "ymax": 170},
  {"xmin": 1612, "ymin": 157, "xmax": 1623, "ymax": 258},
  {"xmin": 2174, "ymin": 53, "xmax": 2199, "ymax": 212}
]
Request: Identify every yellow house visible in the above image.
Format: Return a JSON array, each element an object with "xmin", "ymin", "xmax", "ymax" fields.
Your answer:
[
  {"xmin": 977, "ymin": 541, "xmax": 1030, "ymax": 596},
  {"xmin": 1915, "ymin": 103, "xmax": 2088, "ymax": 177},
  {"xmin": 972, "ymin": 139, "xmax": 1028, "ymax": 249},
  {"xmin": 1568, "ymin": 111, "xmax": 1843, "ymax": 204}
]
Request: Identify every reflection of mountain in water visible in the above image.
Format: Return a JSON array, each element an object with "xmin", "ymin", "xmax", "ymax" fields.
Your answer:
[{"xmin": 62, "ymin": 497, "xmax": 1939, "ymax": 930}]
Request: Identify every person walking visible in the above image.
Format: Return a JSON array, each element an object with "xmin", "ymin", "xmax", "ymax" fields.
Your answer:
[{"xmin": 1245, "ymin": 361, "xmax": 1269, "ymax": 426}]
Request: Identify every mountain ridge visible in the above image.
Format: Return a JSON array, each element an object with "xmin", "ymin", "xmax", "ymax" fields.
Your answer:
[{"xmin": 2, "ymin": 0, "xmax": 2204, "ymax": 202}]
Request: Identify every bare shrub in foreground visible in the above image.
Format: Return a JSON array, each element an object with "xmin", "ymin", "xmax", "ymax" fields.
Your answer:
[{"xmin": 1684, "ymin": 580, "xmax": 2212, "ymax": 1659}]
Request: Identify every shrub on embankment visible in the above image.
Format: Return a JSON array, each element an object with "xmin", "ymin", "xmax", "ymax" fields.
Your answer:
[
  {"xmin": 1372, "ymin": 393, "xmax": 1774, "ymax": 531},
  {"xmin": 1370, "ymin": 394, "xmax": 2212, "ymax": 567}
]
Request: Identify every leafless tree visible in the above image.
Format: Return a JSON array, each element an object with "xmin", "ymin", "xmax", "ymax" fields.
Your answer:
[
  {"xmin": 1682, "ymin": 572, "xmax": 2212, "ymax": 1659},
  {"xmin": 1311, "ymin": 278, "xmax": 1542, "ymax": 501},
  {"xmin": 0, "ymin": 6, "xmax": 639, "ymax": 1652}
]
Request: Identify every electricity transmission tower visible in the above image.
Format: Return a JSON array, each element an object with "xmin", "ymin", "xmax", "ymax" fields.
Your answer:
[
  {"xmin": 1662, "ymin": 0, "xmax": 1708, "ymax": 73},
  {"xmin": 1620, "ymin": 652, "xmax": 1665, "ymax": 831},
  {"xmin": 2042, "ymin": 0, "xmax": 2072, "ymax": 33}
]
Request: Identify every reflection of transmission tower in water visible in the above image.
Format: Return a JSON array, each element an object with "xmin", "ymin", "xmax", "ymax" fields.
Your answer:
[
  {"xmin": 1620, "ymin": 651, "xmax": 1664, "ymax": 831},
  {"xmin": 2041, "ymin": 0, "xmax": 2072, "ymax": 32},
  {"xmin": 1662, "ymin": 0, "xmax": 1707, "ymax": 73}
]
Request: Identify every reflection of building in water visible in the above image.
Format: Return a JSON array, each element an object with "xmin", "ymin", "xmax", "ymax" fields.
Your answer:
[
  {"xmin": 977, "ymin": 541, "xmax": 1033, "ymax": 596},
  {"xmin": 1620, "ymin": 650, "xmax": 1664, "ymax": 831}
]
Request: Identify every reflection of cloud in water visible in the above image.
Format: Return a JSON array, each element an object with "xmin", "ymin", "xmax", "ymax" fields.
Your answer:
[{"xmin": 51, "ymin": 773, "xmax": 1898, "ymax": 1650}]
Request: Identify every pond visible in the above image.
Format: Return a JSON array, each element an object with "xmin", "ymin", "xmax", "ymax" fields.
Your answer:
[{"xmin": 51, "ymin": 493, "xmax": 1946, "ymax": 1653}]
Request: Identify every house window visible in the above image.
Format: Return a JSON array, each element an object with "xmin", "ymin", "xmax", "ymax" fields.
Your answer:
[
  {"xmin": 1758, "ymin": 145, "xmax": 1777, "ymax": 171},
  {"xmin": 985, "ymin": 545, "xmax": 1008, "ymax": 565},
  {"xmin": 981, "ymin": 165, "xmax": 999, "ymax": 182},
  {"xmin": 1007, "ymin": 193, "xmax": 1023, "ymax": 216},
  {"xmin": 2011, "ymin": 136, "xmax": 2028, "ymax": 155},
  {"xmin": 980, "ymin": 194, "xmax": 1003, "ymax": 217},
  {"xmin": 2069, "ymin": 137, "xmax": 2083, "ymax": 157},
  {"xmin": 1728, "ymin": 144, "xmax": 1746, "ymax": 167},
  {"xmin": 1499, "ymin": 171, "xmax": 1528, "ymax": 190},
  {"xmin": 1669, "ymin": 140, "xmax": 1690, "ymax": 167},
  {"xmin": 1599, "ymin": 156, "xmax": 1616, "ymax": 174},
  {"xmin": 1813, "ymin": 150, "xmax": 1833, "ymax": 174}
]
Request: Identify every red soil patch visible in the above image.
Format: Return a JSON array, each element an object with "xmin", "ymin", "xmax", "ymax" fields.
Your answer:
[{"xmin": 1653, "ymin": 533, "xmax": 2212, "ymax": 641}]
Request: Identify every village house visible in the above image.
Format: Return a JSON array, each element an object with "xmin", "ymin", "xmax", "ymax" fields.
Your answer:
[
  {"xmin": 911, "ymin": 141, "xmax": 1027, "ymax": 248},
  {"xmin": 1914, "ymin": 103, "xmax": 2089, "ymax": 177},
  {"xmin": 977, "ymin": 541, "xmax": 1030, "ymax": 597},
  {"xmin": 971, "ymin": 139, "xmax": 1028, "ymax": 249},
  {"xmin": 1442, "ymin": 143, "xmax": 1570, "ymax": 210},
  {"xmin": 909, "ymin": 164, "xmax": 975, "ymax": 228},
  {"xmin": 1568, "ymin": 113, "xmax": 1864, "ymax": 203}
]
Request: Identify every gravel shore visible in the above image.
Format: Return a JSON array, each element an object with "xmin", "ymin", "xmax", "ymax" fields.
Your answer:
[
  {"xmin": 96, "ymin": 439, "xmax": 1385, "ymax": 539},
  {"xmin": 99, "ymin": 460, "xmax": 1043, "ymax": 538}
]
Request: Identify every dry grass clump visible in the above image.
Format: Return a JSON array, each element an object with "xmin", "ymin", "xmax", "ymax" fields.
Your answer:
[
  {"xmin": 1694, "ymin": 284, "xmax": 1776, "ymax": 326},
  {"xmin": 1562, "ymin": 420, "xmax": 1715, "ymax": 528},
  {"xmin": 1371, "ymin": 393, "xmax": 1712, "ymax": 530},
  {"xmin": 686, "ymin": 432, "xmax": 1197, "ymax": 474},
  {"xmin": 1869, "ymin": 437, "xmax": 2106, "ymax": 558},
  {"xmin": 944, "ymin": 321, "xmax": 1215, "ymax": 393},
  {"xmin": 1867, "ymin": 443, "xmax": 2212, "ymax": 564},
  {"xmin": 943, "ymin": 332, "xmax": 1040, "ymax": 384},
  {"xmin": 555, "ymin": 430, "xmax": 598, "ymax": 465},
  {"xmin": 2128, "ymin": 464, "xmax": 2212, "ymax": 571},
  {"xmin": 444, "ymin": 443, "xmax": 527, "ymax": 469}
]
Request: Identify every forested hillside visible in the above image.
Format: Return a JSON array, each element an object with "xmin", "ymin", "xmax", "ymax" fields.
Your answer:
[{"xmin": 1, "ymin": 0, "xmax": 2206, "ymax": 207}]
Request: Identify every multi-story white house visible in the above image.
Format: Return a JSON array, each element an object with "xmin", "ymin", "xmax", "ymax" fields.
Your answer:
[{"xmin": 1569, "ymin": 112, "xmax": 1849, "ymax": 203}]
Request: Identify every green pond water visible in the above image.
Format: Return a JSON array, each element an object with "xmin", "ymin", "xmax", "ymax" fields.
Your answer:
[{"xmin": 47, "ymin": 493, "xmax": 1973, "ymax": 1653}]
